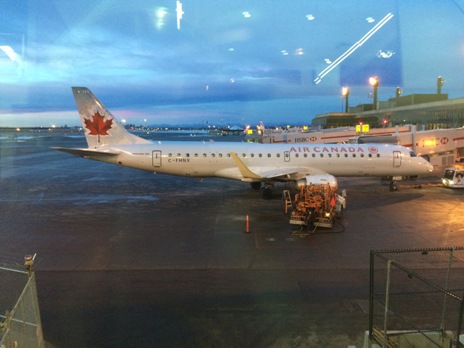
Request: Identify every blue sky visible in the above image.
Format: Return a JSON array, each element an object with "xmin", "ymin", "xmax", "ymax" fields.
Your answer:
[{"xmin": 1, "ymin": 0, "xmax": 463, "ymax": 127}]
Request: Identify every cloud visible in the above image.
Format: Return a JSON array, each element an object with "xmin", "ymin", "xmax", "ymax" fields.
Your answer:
[{"xmin": 0, "ymin": 1, "xmax": 463, "ymax": 127}]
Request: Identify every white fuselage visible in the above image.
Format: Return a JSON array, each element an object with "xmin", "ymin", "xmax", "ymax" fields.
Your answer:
[
  {"xmin": 88, "ymin": 141, "xmax": 433, "ymax": 181},
  {"xmin": 62, "ymin": 87, "xmax": 434, "ymax": 191}
]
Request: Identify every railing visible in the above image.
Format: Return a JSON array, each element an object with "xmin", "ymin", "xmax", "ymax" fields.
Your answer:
[
  {"xmin": 369, "ymin": 247, "xmax": 464, "ymax": 348},
  {"xmin": 0, "ymin": 255, "xmax": 44, "ymax": 348}
]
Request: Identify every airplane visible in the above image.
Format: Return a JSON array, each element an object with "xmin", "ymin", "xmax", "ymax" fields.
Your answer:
[{"xmin": 54, "ymin": 87, "xmax": 434, "ymax": 198}]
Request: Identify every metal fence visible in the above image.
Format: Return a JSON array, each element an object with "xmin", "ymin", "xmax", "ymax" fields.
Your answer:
[
  {"xmin": 0, "ymin": 256, "xmax": 44, "ymax": 348},
  {"xmin": 368, "ymin": 247, "xmax": 464, "ymax": 348}
]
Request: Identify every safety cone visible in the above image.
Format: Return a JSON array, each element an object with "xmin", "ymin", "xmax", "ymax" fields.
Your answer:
[{"xmin": 245, "ymin": 214, "xmax": 250, "ymax": 233}]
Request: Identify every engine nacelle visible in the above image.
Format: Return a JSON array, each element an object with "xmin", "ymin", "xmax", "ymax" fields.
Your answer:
[{"xmin": 296, "ymin": 174, "xmax": 338, "ymax": 189}]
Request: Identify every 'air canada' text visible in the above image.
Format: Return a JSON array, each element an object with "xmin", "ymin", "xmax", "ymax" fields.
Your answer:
[{"xmin": 289, "ymin": 146, "xmax": 373, "ymax": 153}]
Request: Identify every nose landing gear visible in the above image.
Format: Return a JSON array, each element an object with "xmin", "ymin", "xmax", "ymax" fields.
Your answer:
[{"xmin": 389, "ymin": 180, "xmax": 398, "ymax": 191}]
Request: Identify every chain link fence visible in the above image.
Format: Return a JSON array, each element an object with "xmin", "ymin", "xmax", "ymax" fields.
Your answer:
[
  {"xmin": 0, "ymin": 256, "xmax": 44, "ymax": 348},
  {"xmin": 368, "ymin": 246, "xmax": 464, "ymax": 347}
]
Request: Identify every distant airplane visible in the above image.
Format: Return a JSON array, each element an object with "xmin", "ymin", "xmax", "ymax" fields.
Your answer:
[{"xmin": 54, "ymin": 87, "xmax": 433, "ymax": 198}]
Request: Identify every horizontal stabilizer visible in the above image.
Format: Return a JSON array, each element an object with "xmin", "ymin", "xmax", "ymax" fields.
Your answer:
[{"xmin": 52, "ymin": 147, "xmax": 120, "ymax": 158}]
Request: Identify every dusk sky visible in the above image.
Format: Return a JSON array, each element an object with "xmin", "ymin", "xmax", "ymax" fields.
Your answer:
[{"xmin": 1, "ymin": 0, "xmax": 463, "ymax": 127}]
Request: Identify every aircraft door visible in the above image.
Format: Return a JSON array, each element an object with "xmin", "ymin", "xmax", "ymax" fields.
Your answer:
[
  {"xmin": 284, "ymin": 151, "xmax": 290, "ymax": 162},
  {"xmin": 393, "ymin": 151, "xmax": 402, "ymax": 167},
  {"xmin": 152, "ymin": 150, "xmax": 162, "ymax": 167}
]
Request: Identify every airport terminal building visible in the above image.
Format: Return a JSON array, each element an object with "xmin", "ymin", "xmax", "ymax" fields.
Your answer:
[{"xmin": 312, "ymin": 93, "xmax": 464, "ymax": 130}]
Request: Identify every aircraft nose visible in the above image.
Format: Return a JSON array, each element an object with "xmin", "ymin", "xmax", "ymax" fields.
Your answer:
[{"xmin": 424, "ymin": 160, "xmax": 434, "ymax": 173}]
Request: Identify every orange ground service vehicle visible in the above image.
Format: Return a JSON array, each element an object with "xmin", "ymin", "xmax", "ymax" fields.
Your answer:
[{"xmin": 287, "ymin": 184, "xmax": 346, "ymax": 231}]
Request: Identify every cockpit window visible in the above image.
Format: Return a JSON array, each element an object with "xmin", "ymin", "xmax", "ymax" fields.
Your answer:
[{"xmin": 409, "ymin": 151, "xmax": 417, "ymax": 157}]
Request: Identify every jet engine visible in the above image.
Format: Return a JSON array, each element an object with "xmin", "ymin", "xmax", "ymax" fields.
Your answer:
[{"xmin": 296, "ymin": 174, "xmax": 338, "ymax": 189}]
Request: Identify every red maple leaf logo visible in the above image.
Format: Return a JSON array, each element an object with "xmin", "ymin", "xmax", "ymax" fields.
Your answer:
[
  {"xmin": 84, "ymin": 112, "xmax": 113, "ymax": 136},
  {"xmin": 368, "ymin": 146, "xmax": 379, "ymax": 154}
]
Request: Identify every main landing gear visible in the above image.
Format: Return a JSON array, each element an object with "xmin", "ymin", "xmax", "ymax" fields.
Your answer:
[{"xmin": 250, "ymin": 182, "xmax": 274, "ymax": 199}]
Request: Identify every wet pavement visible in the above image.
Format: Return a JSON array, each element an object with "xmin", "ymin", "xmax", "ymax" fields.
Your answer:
[{"xmin": 1, "ymin": 130, "xmax": 463, "ymax": 347}]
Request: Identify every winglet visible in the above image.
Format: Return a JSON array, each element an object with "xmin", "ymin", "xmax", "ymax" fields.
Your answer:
[{"xmin": 230, "ymin": 152, "xmax": 263, "ymax": 181}]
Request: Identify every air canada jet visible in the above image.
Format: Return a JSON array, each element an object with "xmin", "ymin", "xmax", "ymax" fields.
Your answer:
[{"xmin": 54, "ymin": 87, "xmax": 433, "ymax": 198}]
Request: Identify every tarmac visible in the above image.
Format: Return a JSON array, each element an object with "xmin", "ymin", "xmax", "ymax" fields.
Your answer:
[{"xmin": 1, "ymin": 130, "xmax": 464, "ymax": 347}]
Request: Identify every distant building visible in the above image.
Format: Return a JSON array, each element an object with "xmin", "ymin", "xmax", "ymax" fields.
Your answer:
[{"xmin": 312, "ymin": 93, "xmax": 464, "ymax": 130}]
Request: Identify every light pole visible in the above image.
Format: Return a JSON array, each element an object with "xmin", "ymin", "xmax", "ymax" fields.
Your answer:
[
  {"xmin": 395, "ymin": 87, "xmax": 402, "ymax": 106},
  {"xmin": 342, "ymin": 87, "xmax": 350, "ymax": 113},
  {"xmin": 437, "ymin": 76, "xmax": 444, "ymax": 94},
  {"xmin": 369, "ymin": 76, "xmax": 379, "ymax": 110}
]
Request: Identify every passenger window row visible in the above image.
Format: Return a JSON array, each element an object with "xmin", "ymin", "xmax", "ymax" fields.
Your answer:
[{"xmin": 166, "ymin": 152, "xmax": 381, "ymax": 158}]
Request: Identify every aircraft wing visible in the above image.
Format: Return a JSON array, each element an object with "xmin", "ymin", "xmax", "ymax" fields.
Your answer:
[
  {"xmin": 256, "ymin": 167, "xmax": 320, "ymax": 179},
  {"xmin": 230, "ymin": 152, "xmax": 324, "ymax": 181}
]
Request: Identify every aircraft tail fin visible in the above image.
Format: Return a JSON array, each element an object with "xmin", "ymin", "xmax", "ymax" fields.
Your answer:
[
  {"xmin": 259, "ymin": 120, "xmax": 266, "ymax": 136},
  {"xmin": 72, "ymin": 87, "xmax": 151, "ymax": 148}
]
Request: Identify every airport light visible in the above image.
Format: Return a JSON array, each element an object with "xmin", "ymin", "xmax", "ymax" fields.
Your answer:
[
  {"xmin": 369, "ymin": 76, "xmax": 379, "ymax": 110},
  {"xmin": 341, "ymin": 87, "xmax": 350, "ymax": 113},
  {"xmin": 395, "ymin": 87, "xmax": 402, "ymax": 107},
  {"xmin": 437, "ymin": 76, "xmax": 445, "ymax": 94}
]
